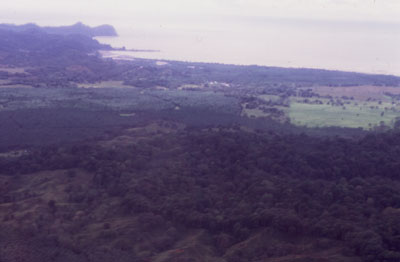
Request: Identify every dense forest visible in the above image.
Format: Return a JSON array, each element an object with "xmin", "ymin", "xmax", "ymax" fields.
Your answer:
[{"xmin": 1, "ymin": 124, "xmax": 400, "ymax": 261}]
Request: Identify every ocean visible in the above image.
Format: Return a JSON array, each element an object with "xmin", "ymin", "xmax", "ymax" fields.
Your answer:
[{"xmin": 96, "ymin": 19, "xmax": 400, "ymax": 76}]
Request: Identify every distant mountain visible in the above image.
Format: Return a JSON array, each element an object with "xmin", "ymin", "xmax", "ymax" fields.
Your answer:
[
  {"xmin": 0, "ymin": 27, "xmax": 113, "ymax": 70},
  {"xmin": 0, "ymin": 28, "xmax": 111, "ymax": 54},
  {"xmin": 0, "ymin": 22, "xmax": 118, "ymax": 37}
]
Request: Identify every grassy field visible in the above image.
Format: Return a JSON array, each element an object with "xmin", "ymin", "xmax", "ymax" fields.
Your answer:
[
  {"xmin": 77, "ymin": 80, "xmax": 134, "ymax": 89},
  {"xmin": 245, "ymin": 86, "xmax": 400, "ymax": 129},
  {"xmin": 289, "ymin": 98, "xmax": 400, "ymax": 129}
]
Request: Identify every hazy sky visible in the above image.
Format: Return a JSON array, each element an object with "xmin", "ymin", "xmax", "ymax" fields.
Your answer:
[{"xmin": 2, "ymin": 0, "xmax": 400, "ymax": 26}]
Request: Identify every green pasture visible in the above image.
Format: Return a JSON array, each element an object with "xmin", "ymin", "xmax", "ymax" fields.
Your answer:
[{"xmin": 288, "ymin": 99, "xmax": 400, "ymax": 129}]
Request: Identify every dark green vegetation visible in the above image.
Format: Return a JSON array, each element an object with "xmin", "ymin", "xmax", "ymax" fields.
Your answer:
[
  {"xmin": 1, "ymin": 23, "xmax": 400, "ymax": 262},
  {"xmin": 0, "ymin": 86, "xmax": 369, "ymax": 151},
  {"xmin": 2, "ymin": 124, "xmax": 400, "ymax": 262}
]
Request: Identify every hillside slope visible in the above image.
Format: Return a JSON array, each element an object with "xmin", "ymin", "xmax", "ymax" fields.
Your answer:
[{"xmin": 1, "ymin": 122, "xmax": 400, "ymax": 261}]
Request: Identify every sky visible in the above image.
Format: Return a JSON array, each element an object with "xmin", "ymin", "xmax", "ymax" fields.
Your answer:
[{"xmin": 2, "ymin": 0, "xmax": 400, "ymax": 26}]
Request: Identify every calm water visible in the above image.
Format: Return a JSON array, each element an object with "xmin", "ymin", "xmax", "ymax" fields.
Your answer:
[{"xmin": 96, "ymin": 20, "xmax": 400, "ymax": 76}]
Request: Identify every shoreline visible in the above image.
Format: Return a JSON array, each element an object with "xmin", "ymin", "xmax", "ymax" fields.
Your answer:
[
  {"xmin": 111, "ymin": 47, "xmax": 160, "ymax": 52},
  {"xmin": 98, "ymin": 49, "xmax": 400, "ymax": 78}
]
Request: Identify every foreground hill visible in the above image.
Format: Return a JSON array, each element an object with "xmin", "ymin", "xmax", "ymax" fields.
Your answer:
[{"xmin": 1, "ymin": 122, "xmax": 400, "ymax": 262}]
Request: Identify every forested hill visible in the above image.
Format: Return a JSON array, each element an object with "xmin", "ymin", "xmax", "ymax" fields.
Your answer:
[
  {"xmin": 2, "ymin": 124, "xmax": 400, "ymax": 261},
  {"xmin": 0, "ymin": 29, "xmax": 109, "ymax": 54},
  {"xmin": 0, "ymin": 22, "xmax": 117, "ymax": 37},
  {"xmin": 0, "ymin": 27, "xmax": 113, "ymax": 72}
]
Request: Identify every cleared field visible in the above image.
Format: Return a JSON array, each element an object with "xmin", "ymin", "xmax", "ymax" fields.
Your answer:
[
  {"xmin": 78, "ymin": 80, "xmax": 134, "ymax": 88},
  {"xmin": 177, "ymin": 84, "xmax": 204, "ymax": 90},
  {"xmin": 310, "ymin": 85, "xmax": 400, "ymax": 101},
  {"xmin": 289, "ymin": 100, "xmax": 400, "ymax": 129},
  {"xmin": 119, "ymin": 112, "xmax": 136, "ymax": 117}
]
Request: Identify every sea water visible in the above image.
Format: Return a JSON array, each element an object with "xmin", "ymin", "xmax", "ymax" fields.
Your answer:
[{"xmin": 96, "ymin": 18, "xmax": 400, "ymax": 76}]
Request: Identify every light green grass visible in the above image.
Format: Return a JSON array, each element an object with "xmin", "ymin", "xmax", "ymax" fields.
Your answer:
[
  {"xmin": 289, "ymin": 100, "xmax": 400, "ymax": 129},
  {"xmin": 78, "ymin": 81, "xmax": 134, "ymax": 89},
  {"xmin": 119, "ymin": 113, "xmax": 136, "ymax": 117}
]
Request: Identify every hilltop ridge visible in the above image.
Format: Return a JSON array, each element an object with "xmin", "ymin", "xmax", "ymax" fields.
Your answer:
[{"xmin": 0, "ymin": 22, "xmax": 118, "ymax": 37}]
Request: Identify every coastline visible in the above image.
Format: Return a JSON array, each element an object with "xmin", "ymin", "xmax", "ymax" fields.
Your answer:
[
  {"xmin": 98, "ymin": 49, "xmax": 400, "ymax": 78},
  {"xmin": 111, "ymin": 47, "xmax": 160, "ymax": 52}
]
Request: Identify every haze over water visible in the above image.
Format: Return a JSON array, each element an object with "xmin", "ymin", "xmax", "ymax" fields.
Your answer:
[{"xmin": 97, "ymin": 18, "xmax": 400, "ymax": 76}]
